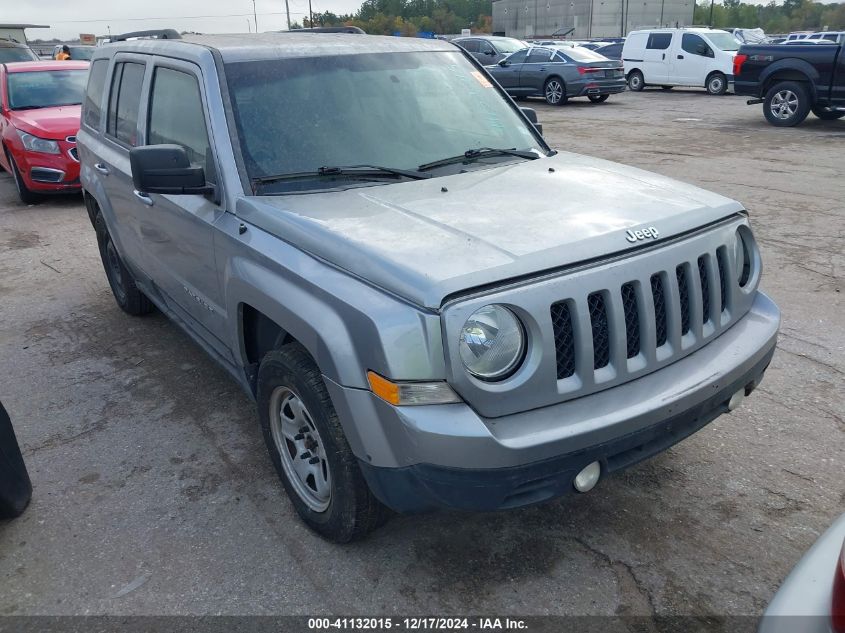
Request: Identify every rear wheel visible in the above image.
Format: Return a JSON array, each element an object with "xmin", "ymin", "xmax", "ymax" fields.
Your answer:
[
  {"xmin": 811, "ymin": 105, "xmax": 845, "ymax": 120},
  {"xmin": 544, "ymin": 77, "xmax": 567, "ymax": 105},
  {"xmin": 257, "ymin": 343, "xmax": 386, "ymax": 543},
  {"xmin": 588, "ymin": 94, "xmax": 609, "ymax": 103},
  {"xmin": 94, "ymin": 214, "xmax": 155, "ymax": 316},
  {"xmin": 706, "ymin": 72, "xmax": 728, "ymax": 95},
  {"xmin": 6, "ymin": 151, "xmax": 39, "ymax": 205},
  {"xmin": 763, "ymin": 81, "xmax": 811, "ymax": 127},
  {"xmin": 627, "ymin": 70, "xmax": 644, "ymax": 92}
]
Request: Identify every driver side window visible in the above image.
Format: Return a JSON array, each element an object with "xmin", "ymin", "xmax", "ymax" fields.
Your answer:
[
  {"xmin": 682, "ymin": 34, "xmax": 711, "ymax": 57},
  {"xmin": 505, "ymin": 49, "xmax": 529, "ymax": 64}
]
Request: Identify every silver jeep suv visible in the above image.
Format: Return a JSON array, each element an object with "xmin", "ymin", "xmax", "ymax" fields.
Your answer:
[{"xmin": 78, "ymin": 31, "xmax": 780, "ymax": 542}]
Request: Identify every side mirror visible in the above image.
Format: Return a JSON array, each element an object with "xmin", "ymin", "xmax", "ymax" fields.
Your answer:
[
  {"xmin": 498, "ymin": 59, "xmax": 509, "ymax": 66},
  {"xmin": 486, "ymin": 49, "xmax": 496, "ymax": 55},
  {"xmin": 521, "ymin": 107, "xmax": 542, "ymax": 135},
  {"xmin": 129, "ymin": 144, "xmax": 213, "ymax": 196}
]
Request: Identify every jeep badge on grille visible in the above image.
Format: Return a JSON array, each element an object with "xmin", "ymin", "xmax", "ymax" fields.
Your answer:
[{"xmin": 626, "ymin": 227, "xmax": 659, "ymax": 243}]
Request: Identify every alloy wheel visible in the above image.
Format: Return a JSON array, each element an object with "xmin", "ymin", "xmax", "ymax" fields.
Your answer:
[
  {"xmin": 269, "ymin": 386, "xmax": 331, "ymax": 512},
  {"xmin": 545, "ymin": 80, "xmax": 563, "ymax": 104},
  {"xmin": 770, "ymin": 90, "xmax": 798, "ymax": 120}
]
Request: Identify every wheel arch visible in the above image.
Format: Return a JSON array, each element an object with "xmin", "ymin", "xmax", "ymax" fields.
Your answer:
[{"xmin": 760, "ymin": 62, "xmax": 819, "ymax": 102}]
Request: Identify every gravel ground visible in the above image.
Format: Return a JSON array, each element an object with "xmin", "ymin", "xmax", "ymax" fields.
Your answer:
[{"xmin": 0, "ymin": 88, "xmax": 843, "ymax": 619}]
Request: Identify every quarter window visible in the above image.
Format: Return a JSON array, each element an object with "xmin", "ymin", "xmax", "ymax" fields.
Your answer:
[
  {"xmin": 147, "ymin": 67, "xmax": 213, "ymax": 181},
  {"xmin": 646, "ymin": 33, "xmax": 672, "ymax": 50},
  {"xmin": 83, "ymin": 59, "xmax": 108, "ymax": 130},
  {"xmin": 106, "ymin": 61, "xmax": 145, "ymax": 146}
]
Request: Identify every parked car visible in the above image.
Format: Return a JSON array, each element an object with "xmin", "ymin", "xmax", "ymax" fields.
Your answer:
[
  {"xmin": 0, "ymin": 400, "xmax": 32, "ymax": 519},
  {"xmin": 0, "ymin": 61, "xmax": 89, "ymax": 204},
  {"xmin": 595, "ymin": 42, "xmax": 623, "ymax": 60},
  {"xmin": 785, "ymin": 31, "xmax": 814, "ymax": 42},
  {"xmin": 79, "ymin": 31, "xmax": 779, "ymax": 543},
  {"xmin": 52, "ymin": 44, "xmax": 96, "ymax": 60},
  {"xmin": 757, "ymin": 513, "xmax": 845, "ymax": 633},
  {"xmin": 452, "ymin": 35, "xmax": 527, "ymax": 65},
  {"xmin": 802, "ymin": 31, "xmax": 845, "ymax": 44},
  {"xmin": 734, "ymin": 40, "xmax": 845, "ymax": 126},
  {"xmin": 623, "ymin": 28, "xmax": 739, "ymax": 95},
  {"xmin": 0, "ymin": 39, "xmax": 38, "ymax": 63},
  {"xmin": 487, "ymin": 45, "xmax": 626, "ymax": 104}
]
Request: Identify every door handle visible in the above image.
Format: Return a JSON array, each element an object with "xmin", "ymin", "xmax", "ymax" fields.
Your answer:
[
  {"xmin": 539, "ymin": 67, "xmax": 546, "ymax": 71},
  {"xmin": 662, "ymin": 53, "xmax": 666, "ymax": 60},
  {"xmin": 677, "ymin": 54, "xmax": 684, "ymax": 59},
  {"xmin": 133, "ymin": 190, "xmax": 154, "ymax": 206},
  {"xmin": 94, "ymin": 163, "xmax": 110, "ymax": 175}
]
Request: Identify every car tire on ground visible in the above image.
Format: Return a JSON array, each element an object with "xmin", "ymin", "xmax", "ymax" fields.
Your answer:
[
  {"xmin": 257, "ymin": 343, "xmax": 386, "ymax": 543},
  {"xmin": 543, "ymin": 77, "xmax": 567, "ymax": 105},
  {"xmin": 706, "ymin": 72, "xmax": 728, "ymax": 95},
  {"xmin": 811, "ymin": 105, "xmax": 845, "ymax": 120},
  {"xmin": 94, "ymin": 214, "xmax": 155, "ymax": 316},
  {"xmin": 763, "ymin": 81, "xmax": 811, "ymax": 127},
  {"xmin": 588, "ymin": 94, "xmax": 610, "ymax": 103},
  {"xmin": 6, "ymin": 150, "xmax": 40, "ymax": 205},
  {"xmin": 627, "ymin": 70, "xmax": 644, "ymax": 91},
  {"xmin": 0, "ymin": 401, "xmax": 32, "ymax": 519}
]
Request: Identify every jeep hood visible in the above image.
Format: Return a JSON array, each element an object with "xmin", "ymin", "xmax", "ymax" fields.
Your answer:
[{"xmin": 238, "ymin": 152, "xmax": 744, "ymax": 309}]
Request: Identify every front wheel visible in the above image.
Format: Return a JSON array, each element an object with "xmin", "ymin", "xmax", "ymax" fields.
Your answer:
[
  {"xmin": 95, "ymin": 214, "xmax": 155, "ymax": 316},
  {"xmin": 706, "ymin": 72, "xmax": 728, "ymax": 95},
  {"xmin": 763, "ymin": 81, "xmax": 811, "ymax": 127},
  {"xmin": 811, "ymin": 105, "xmax": 845, "ymax": 120},
  {"xmin": 627, "ymin": 70, "xmax": 644, "ymax": 91},
  {"xmin": 257, "ymin": 343, "xmax": 386, "ymax": 543},
  {"xmin": 7, "ymin": 152, "xmax": 40, "ymax": 205},
  {"xmin": 544, "ymin": 78, "xmax": 567, "ymax": 105}
]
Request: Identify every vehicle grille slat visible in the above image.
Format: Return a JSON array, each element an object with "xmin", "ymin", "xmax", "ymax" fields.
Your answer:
[
  {"xmin": 717, "ymin": 248, "xmax": 728, "ymax": 313},
  {"xmin": 650, "ymin": 274, "xmax": 668, "ymax": 348},
  {"xmin": 698, "ymin": 255, "xmax": 711, "ymax": 324},
  {"xmin": 675, "ymin": 264, "xmax": 691, "ymax": 335},
  {"xmin": 550, "ymin": 302, "xmax": 576, "ymax": 379},
  {"xmin": 588, "ymin": 292, "xmax": 610, "ymax": 370},
  {"xmin": 621, "ymin": 282, "xmax": 640, "ymax": 359}
]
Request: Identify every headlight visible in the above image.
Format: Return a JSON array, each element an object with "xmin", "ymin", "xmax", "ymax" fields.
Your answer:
[
  {"xmin": 459, "ymin": 304, "xmax": 525, "ymax": 380},
  {"xmin": 17, "ymin": 130, "xmax": 60, "ymax": 154}
]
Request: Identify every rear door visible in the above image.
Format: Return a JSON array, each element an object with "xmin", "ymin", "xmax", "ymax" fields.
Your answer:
[
  {"xmin": 519, "ymin": 47, "xmax": 555, "ymax": 93},
  {"xmin": 643, "ymin": 32, "xmax": 672, "ymax": 84},
  {"xmin": 137, "ymin": 58, "xmax": 230, "ymax": 355},
  {"xmin": 672, "ymin": 33, "xmax": 712, "ymax": 85},
  {"xmin": 99, "ymin": 55, "xmax": 151, "ymax": 274}
]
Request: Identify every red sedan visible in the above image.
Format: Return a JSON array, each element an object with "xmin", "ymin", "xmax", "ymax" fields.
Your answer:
[{"xmin": 0, "ymin": 61, "xmax": 89, "ymax": 204}]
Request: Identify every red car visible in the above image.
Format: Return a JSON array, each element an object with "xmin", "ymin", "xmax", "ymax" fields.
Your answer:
[{"xmin": 0, "ymin": 60, "xmax": 89, "ymax": 204}]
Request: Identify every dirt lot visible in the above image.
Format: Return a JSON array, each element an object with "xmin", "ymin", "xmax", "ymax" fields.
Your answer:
[{"xmin": 0, "ymin": 88, "xmax": 843, "ymax": 619}]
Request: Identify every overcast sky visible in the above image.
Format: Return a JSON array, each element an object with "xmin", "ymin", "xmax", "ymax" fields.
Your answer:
[{"xmin": 8, "ymin": 0, "xmax": 365, "ymax": 41}]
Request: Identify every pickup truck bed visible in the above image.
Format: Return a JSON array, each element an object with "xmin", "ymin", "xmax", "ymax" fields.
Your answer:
[{"xmin": 734, "ymin": 42, "xmax": 845, "ymax": 125}]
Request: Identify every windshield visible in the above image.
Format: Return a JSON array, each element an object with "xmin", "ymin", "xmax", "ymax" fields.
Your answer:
[
  {"xmin": 226, "ymin": 51, "xmax": 543, "ymax": 194},
  {"xmin": 69, "ymin": 47, "xmax": 95, "ymax": 60},
  {"xmin": 706, "ymin": 32, "xmax": 740, "ymax": 51},
  {"xmin": 492, "ymin": 38, "xmax": 527, "ymax": 53},
  {"xmin": 7, "ymin": 70, "xmax": 88, "ymax": 110},
  {"xmin": 559, "ymin": 46, "xmax": 610, "ymax": 62},
  {"xmin": 0, "ymin": 47, "xmax": 38, "ymax": 63}
]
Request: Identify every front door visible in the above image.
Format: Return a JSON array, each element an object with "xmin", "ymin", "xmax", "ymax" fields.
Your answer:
[
  {"xmin": 493, "ymin": 49, "xmax": 529, "ymax": 91},
  {"xmin": 520, "ymin": 47, "xmax": 555, "ymax": 93},
  {"xmin": 135, "ymin": 58, "xmax": 230, "ymax": 358},
  {"xmin": 672, "ymin": 33, "xmax": 712, "ymax": 86}
]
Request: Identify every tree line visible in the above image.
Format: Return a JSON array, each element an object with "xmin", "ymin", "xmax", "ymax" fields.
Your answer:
[{"xmin": 693, "ymin": 0, "xmax": 844, "ymax": 34}]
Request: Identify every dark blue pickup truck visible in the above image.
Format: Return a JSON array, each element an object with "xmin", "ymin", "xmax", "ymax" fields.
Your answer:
[{"xmin": 734, "ymin": 42, "xmax": 845, "ymax": 126}]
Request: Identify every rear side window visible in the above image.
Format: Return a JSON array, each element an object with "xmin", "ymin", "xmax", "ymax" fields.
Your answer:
[
  {"xmin": 106, "ymin": 61, "xmax": 145, "ymax": 146},
  {"xmin": 526, "ymin": 48, "xmax": 552, "ymax": 63},
  {"xmin": 147, "ymin": 67, "xmax": 213, "ymax": 181},
  {"xmin": 83, "ymin": 59, "xmax": 108, "ymax": 130},
  {"xmin": 647, "ymin": 33, "xmax": 672, "ymax": 50}
]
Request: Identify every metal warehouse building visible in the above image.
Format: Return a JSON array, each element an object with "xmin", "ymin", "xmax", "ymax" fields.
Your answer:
[{"xmin": 492, "ymin": 0, "xmax": 695, "ymax": 39}]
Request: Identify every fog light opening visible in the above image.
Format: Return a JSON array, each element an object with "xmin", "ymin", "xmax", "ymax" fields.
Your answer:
[
  {"xmin": 728, "ymin": 389, "xmax": 745, "ymax": 412},
  {"xmin": 573, "ymin": 461, "xmax": 601, "ymax": 493}
]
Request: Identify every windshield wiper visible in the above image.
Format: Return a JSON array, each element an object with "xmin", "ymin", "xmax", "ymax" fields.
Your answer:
[
  {"xmin": 253, "ymin": 164, "xmax": 430, "ymax": 190},
  {"xmin": 418, "ymin": 147, "xmax": 541, "ymax": 172}
]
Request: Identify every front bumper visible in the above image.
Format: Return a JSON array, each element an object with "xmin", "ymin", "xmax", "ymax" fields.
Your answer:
[
  {"xmin": 14, "ymin": 144, "xmax": 81, "ymax": 193},
  {"xmin": 326, "ymin": 291, "xmax": 779, "ymax": 512}
]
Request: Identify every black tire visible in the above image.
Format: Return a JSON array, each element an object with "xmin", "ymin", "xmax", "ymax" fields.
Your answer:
[
  {"xmin": 257, "ymin": 343, "xmax": 385, "ymax": 543},
  {"xmin": 706, "ymin": 72, "xmax": 728, "ymax": 96},
  {"xmin": 543, "ymin": 77, "xmax": 567, "ymax": 105},
  {"xmin": 6, "ymin": 151, "xmax": 40, "ymax": 205},
  {"xmin": 661, "ymin": 85, "xmax": 673, "ymax": 90},
  {"xmin": 811, "ymin": 105, "xmax": 845, "ymax": 120},
  {"xmin": 763, "ymin": 81, "xmax": 811, "ymax": 127},
  {"xmin": 0, "ymin": 401, "xmax": 32, "ymax": 519},
  {"xmin": 627, "ymin": 70, "xmax": 644, "ymax": 92},
  {"xmin": 94, "ymin": 214, "xmax": 154, "ymax": 316},
  {"xmin": 588, "ymin": 94, "xmax": 609, "ymax": 103}
]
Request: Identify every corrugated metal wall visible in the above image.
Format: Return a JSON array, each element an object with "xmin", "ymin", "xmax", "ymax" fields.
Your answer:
[{"xmin": 492, "ymin": 0, "xmax": 695, "ymax": 39}]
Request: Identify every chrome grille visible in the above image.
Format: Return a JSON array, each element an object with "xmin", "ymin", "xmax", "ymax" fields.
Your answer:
[{"xmin": 68, "ymin": 147, "xmax": 79, "ymax": 162}]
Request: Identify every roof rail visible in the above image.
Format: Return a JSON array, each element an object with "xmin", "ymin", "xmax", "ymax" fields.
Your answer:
[
  {"xmin": 112, "ymin": 29, "xmax": 182, "ymax": 41},
  {"xmin": 285, "ymin": 26, "xmax": 365, "ymax": 34}
]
